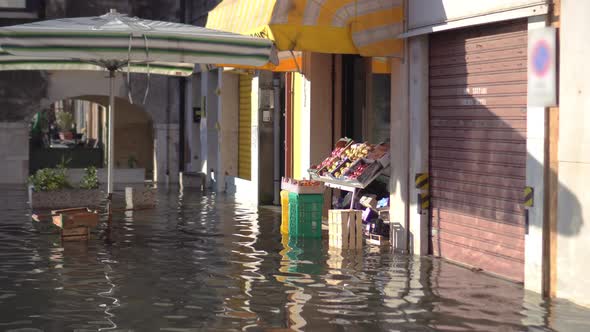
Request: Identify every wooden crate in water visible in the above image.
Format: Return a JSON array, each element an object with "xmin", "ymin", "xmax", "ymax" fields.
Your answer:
[
  {"xmin": 61, "ymin": 226, "xmax": 90, "ymax": 241},
  {"xmin": 51, "ymin": 207, "xmax": 99, "ymax": 241},
  {"xmin": 366, "ymin": 233, "xmax": 390, "ymax": 246},
  {"xmin": 328, "ymin": 209, "xmax": 363, "ymax": 249}
]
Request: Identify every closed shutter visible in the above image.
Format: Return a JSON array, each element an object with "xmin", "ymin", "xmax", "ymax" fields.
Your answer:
[
  {"xmin": 238, "ymin": 74, "xmax": 252, "ymax": 180},
  {"xmin": 429, "ymin": 20, "xmax": 527, "ymax": 282}
]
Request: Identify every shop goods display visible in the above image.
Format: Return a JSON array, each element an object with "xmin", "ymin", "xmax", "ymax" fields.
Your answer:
[
  {"xmin": 362, "ymin": 207, "xmax": 377, "ymax": 222},
  {"xmin": 376, "ymin": 197, "xmax": 390, "ymax": 209},
  {"xmin": 360, "ymin": 195, "xmax": 378, "ymax": 209},
  {"xmin": 364, "ymin": 218, "xmax": 390, "ymax": 237}
]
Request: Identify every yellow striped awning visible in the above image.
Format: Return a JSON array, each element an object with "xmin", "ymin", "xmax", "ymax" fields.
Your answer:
[
  {"xmin": 206, "ymin": 0, "xmax": 404, "ymax": 70},
  {"xmin": 371, "ymin": 57, "xmax": 392, "ymax": 74},
  {"xmin": 218, "ymin": 50, "xmax": 302, "ymax": 72}
]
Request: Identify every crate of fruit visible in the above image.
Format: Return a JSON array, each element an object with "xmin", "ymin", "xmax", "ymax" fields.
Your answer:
[
  {"xmin": 342, "ymin": 142, "xmax": 374, "ymax": 163},
  {"xmin": 335, "ymin": 137, "xmax": 354, "ymax": 149},
  {"xmin": 366, "ymin": 143, "xmax": 390, "ymax": 168},
  {"xmin": 342, "ymin": 160, "xmax": 382, "ymax": 187},
  {"xmin": 281, "ymin": 178, "xmax": 325, "ymax": 194},
  {"xmin": 327, "ymin": 158, "xmax": 353, "ymax": 179},
  {"xmin": 309, "ymin": 138, "xmax": 354, "ymax": 175}
]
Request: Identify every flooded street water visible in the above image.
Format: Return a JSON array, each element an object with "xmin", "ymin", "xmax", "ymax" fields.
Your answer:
[{"xmin": 0, "ymin": 186, "xmax": 589, "ymax": 331}]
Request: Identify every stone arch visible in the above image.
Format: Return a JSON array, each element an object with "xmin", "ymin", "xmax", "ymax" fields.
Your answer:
[
  {"xmin": 30, "ymin": 94, "xmax": 155, "ymax": 180},
  {"xmin": 75, "ymin": 95, "xmax": 155, "ymax": 175},
  {"xmin": 3, "ymin": 70, "xmax": 178, "ymax": 184},
  {"xmin": 44, "ymin": 70, "xmax": 176, "ymax": 125}
]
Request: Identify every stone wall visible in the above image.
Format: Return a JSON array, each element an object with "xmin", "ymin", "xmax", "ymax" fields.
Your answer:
[{"xmin": 556, "ymin": 0, "xmax": 590, "ymax": 308}]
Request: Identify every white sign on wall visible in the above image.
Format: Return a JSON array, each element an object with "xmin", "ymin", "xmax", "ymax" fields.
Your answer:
[{"xmin": 528, "ymin": 27, "xmax": 557, "ymax": 107}]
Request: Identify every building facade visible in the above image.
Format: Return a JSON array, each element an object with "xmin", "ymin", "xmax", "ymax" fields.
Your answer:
[
  {"xmin": 387, "ymin": 0, "xmax": 589, "ymax": 308},
  {"xmin": 0, "ymin": 0, "xmax": 220, "ymax": 185}
]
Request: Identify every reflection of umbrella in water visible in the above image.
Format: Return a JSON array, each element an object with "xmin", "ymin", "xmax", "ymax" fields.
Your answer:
[{"xmin": 0, "ymin": 9, "xmax": 277, "ymax": 195}]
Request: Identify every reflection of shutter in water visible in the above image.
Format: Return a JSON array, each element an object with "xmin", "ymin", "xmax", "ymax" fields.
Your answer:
[{"xmin": 238, "ymin": 75, "xmax": 252, "ymax": 180}]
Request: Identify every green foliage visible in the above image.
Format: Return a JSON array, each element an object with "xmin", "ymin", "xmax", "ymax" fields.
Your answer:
[
  {"xmin": 58, "ymin": 155, "xmax": 71, "ymax": 169},
  {"xmin": 127, "ymin": 155, "xmax": 138, "ymax": 168},
  {"xmin": 56, "ymin": 111, "xmax": 74, "ymax": 132},
  {"xmin": 28, "ymin": 166, "xmax": 71, "ymax": 192},
  {"xmin": 79, "ymin": 166, "xmax": 99, "ymax": 189}
]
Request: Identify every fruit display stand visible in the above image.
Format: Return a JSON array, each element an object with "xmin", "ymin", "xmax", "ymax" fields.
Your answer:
[{"xmin": 309, "ymin": 140, "xmax": 389, "ymax": 210}]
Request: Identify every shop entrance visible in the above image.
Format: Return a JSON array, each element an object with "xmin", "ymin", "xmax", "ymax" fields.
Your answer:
[
  {"xmin": 342, "ymin": 55, "xmax": 365, "ymax": 142},
  {"xmin": 341, "ymin": 55, "xmax": 392, "ymax": 145}
]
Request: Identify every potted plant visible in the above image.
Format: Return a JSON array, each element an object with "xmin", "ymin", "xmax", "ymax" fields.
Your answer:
[
  {"xmin": 29, "ymin": 165, "xmax": 102, "ymax": 209},
  {"xmin": 79, "ymin": 166, "xmax": 99, "ymax": 190},
  {"xmin": 56, "ymin": 111, "xmax": 74, "ymax": 140}
]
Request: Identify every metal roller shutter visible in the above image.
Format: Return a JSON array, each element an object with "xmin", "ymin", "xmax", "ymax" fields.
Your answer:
[
  {"xmin": 238, "ymin": 74, "xmax": 252, "ymax": 180},
  {"xmin": 429, "ymin": 20, "xmax": 528, "ymax": 282}
]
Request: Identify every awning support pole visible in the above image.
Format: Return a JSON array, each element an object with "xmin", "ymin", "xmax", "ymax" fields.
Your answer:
[{"xmin": 107, "ymin": 69, "xmax": 115, "ymax": 196}]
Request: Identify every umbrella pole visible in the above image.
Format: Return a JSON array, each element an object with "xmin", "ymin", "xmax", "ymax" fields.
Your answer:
[{"xmin": 107, "ymin": 70, "xmax": 115, "ymax": 197}]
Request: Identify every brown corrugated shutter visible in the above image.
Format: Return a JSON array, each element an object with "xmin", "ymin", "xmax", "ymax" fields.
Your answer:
[
  {"xmin": 238, "ymin": 74, "xmax": 252, "ymax": 180},
  {"xmin": 429, "ymin": 20, "xmax": 527, "ymax": 282}
]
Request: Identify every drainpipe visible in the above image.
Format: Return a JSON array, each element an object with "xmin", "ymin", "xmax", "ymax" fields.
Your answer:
[
  {"xmin": 285, "ymin": 73, "xmax": 293, "ymax": 178},
  {"xmin": 331, "ymin": 54, "xmax": 336, "ymax": 147},
  {"xmin": 179, "ymin": 78, "xmax": 186, "ymax": 173},
  {"xmin": 178, "ymin": 0, "xmax": 187, "ymax": 174},
  {"xmin": 273, "ymin": 77, "xmax": 281, "ymax": 205},
  {"xmin": 403, "ymin": 0, "xmax": 411, "ymax": 253},
  {"xmin": 166, "ymin": 80, "xmax": 171, "ymax": 186}
]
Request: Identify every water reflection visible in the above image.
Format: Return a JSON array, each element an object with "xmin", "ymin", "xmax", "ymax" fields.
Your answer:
[
  {"xmin": 277, "ymin": 235, "xmax": 325, "ymax": 331},
  {"xmin": 0, "ymin": 186, "xmax": 588, "ymax": 331},
  {"xmin": 97, "ymin": 248, "xmax": 120, "ymax": 331}
]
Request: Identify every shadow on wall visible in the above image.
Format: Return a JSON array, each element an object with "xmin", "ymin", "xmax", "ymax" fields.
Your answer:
[
  {"xmin": 78, "ymin": 95, "xmax": 154, "ymax": 174},
  {"xmin": 426, "ymin": 18, "xmax": 582, "ymax": 282}
]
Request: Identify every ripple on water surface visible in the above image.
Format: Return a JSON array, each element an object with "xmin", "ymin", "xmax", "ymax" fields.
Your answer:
[{"xmin": 0, "ymin": 186, "xmax": 588, "ymax": 331}]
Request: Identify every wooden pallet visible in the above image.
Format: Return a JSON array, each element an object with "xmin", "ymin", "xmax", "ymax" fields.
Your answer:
[{"xmin": 328, "ymin": 209, "xmax": 363, "ymax": 249}]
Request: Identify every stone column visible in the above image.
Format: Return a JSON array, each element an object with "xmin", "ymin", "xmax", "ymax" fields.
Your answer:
[
  {"xmin": 0, "ymin": 122, "xmax": 29, "ymax": 184},
  {"xmin": 389, "ymin": 49, "xmax": 410, "ymax": 253},
  {"xmin": 408, "ymin": 35, "xmax": 430, "ymax": 256},
  {"xmin": 153, "ymin": 123, "xmax": 179, "ymax": 184}
]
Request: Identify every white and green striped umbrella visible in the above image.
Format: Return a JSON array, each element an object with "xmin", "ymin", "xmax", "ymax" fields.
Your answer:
[
  {"xmin": 0, "ymin": 51, "xmax": 197, "ymax": 76},
  {"xmin": 0, "ymin": 9, "xmax": 276, "ymax": 68},
  {"xmin": 0, "ymin": 9, "xmax": 277, "ymax": 195}
]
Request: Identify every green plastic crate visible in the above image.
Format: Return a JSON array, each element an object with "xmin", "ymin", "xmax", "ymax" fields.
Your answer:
[{"xmin": 288, "ymin": 192, "xmax": 323, "ymax": 238}]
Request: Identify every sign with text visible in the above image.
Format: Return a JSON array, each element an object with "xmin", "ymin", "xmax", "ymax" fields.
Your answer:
[{"xmin": 528, "ymin": 27, "xmax": 557, "ymax": 107}]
